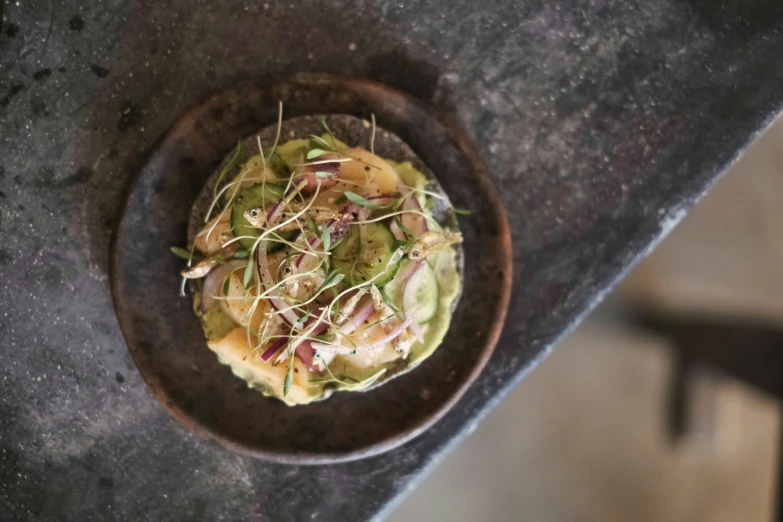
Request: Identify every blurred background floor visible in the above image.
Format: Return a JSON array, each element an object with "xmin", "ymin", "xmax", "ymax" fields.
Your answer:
[{"xmin": 388, "ymin": 116, "xmax": 783, "ymax": 522}]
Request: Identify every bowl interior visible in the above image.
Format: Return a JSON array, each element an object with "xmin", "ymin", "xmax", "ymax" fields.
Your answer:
[{"xmin": 111, "ymin": 74, "xmax": 512, "ymax": 463}]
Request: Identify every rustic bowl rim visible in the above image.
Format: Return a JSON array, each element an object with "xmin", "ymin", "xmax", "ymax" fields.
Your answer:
[{"xmin": 110, "ymin": 73, "xmax": 513, "ymax": 464}]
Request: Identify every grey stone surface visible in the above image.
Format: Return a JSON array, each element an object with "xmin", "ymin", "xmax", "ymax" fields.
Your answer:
[{"xmin": 1, "ymin": 0, "xmax": 782, "ymax": 520}]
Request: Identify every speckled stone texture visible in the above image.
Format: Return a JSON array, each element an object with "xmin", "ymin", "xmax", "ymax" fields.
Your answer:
[{"xmin": 2, "ymin": 0, "xmax": 783, "ymax": 520}]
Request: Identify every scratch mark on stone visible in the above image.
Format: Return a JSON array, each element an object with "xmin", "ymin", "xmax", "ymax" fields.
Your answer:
[{"xmin": 39, "ymin": 0, "xmax": 58, "ymax": 62}]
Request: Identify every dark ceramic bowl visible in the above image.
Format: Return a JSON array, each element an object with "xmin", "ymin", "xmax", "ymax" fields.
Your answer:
[{"xmin": 111, "ymin": 74, "xmax": 512, "ymax": 464}]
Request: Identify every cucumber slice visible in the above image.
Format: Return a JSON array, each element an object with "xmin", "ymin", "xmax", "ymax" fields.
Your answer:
[
  {"xmin": 383, "ymin": 259, "xmax": 439, "ymax": 323},
  {"xmin": 230, "ymin": 183, "xmax": 291, "ymax": 250},
  {"xmin": 403, "ymin": 261, "xmax": 439, "ymax": 323},
  {"xmin": 332, "ymin": 222, "xmax": 398, "ymax": 286}
]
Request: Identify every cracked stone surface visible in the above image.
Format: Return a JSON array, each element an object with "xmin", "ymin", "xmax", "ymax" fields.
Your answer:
[{"xmin": 1, "ymin": 0, "xmax": 783, "ymax": 520}]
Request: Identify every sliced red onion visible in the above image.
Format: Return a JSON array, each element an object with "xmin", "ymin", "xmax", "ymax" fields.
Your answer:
[
  {"xmin": 273, "ymin": 317, "xmax": 330, "ymax": 365},
  {"xmin": 261, "ymin": 338, "xmax": 288, "ymax": 361},
  {"xmin": 299, "ymin": 157, "xmax": 341, "ymax": 195},
  {"xmin": 368, "ymin": 315, "xmax": 414, "ymax": 348},
  {"xmin": 295, "ymin": 340, "xmax": 321, "ymax": 371},
  {"xmin": 294, "ymin": 218, "xmax": 336, "ymax": 268},
  {"xmin": 265, "ymin": 200, "xmax": 284, "ymax": 225},
  {"xmin": 305, "ymin": 159, "xmax": 340, "ymax": 175},
  {"xmin": 201, "ymin": 260, "xmax": 246, "ymax": 313},
  {"xmin": 311, "ymin": 315, "xmax": 414, "ymax": 354},
  {"xmin": 339, "ymin": 299, "xmax": 375, "ymax": 335},
  {"xmin": 294, "ymin": 252, "xmax": 309, "ymax": 269},
  {"xmin": 402, "ymin": 264, "xmax": 429, "ymax": 343},
  {"xmin": 396, "ymin": 260, "xmax": 422, "ymax": 286},
  {"xmin": 255, "ymin": 242, "xmax": 302, "ymax": 329},
  {"xmin": 389, "ymin": 219, "xmax": 406, "ymax": 241},
  {"xmin": 407, "ymin": 310, "xmax": 425, "ymax": 343},
  {"xmin": 398, "ymin": 184, "xmax": 428, "ymax": 236}
]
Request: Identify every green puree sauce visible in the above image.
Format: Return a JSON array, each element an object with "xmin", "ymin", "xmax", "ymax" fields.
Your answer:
[{"xmin": 194, "ymin": 140, "xmax": 462, "ymax": 402}]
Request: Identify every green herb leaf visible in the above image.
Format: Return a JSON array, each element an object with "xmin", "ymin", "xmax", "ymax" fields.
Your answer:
[
  {"xmin": 170, "ymin": 246, "xmax": 195, "ymax": 261},
  {"xmin": 233, "ymin": 250, "xmax": 249, "ymax": 259},
  {"xmin": 334, "ymin": 194, "xmax": 348, "ymax": 205},
  {"xmin": 453, "ymin": 207, "xmax": 472, "ymax": 215},
  {"xmin": 394, "ymin": 216, "xmax": 416, "ymax": 238},
  {"xmin": 392, "ymin": 238, "xmax": 416, "ymax": 252},
  {"xmin": 306, "ymin": 148, "xmax": 329, "ymax": 160},
  {"xmin": 378, "ymin": 286, "xmax": 400, "ymax": 311},
  {"xmin": 363, "ymin": 313, "xmax": 396, "ymax": 330},
  {"xmin": 306, "ymin": 216, "xmax": 319, "ymax": 236},
  {"xmin": 313, "ymin": 332, "xmax": 336, "ymax": 342},
  {"xmin": 331, "ymin": 287, "xmax": 340, "ymax": 316},
  {"xmin": 321, "ymin": 119, "xmax": 337, "ymax": 147},
  {"xmin": 317, "ymin": 271, "xmax": 345, "ymax": 294},
  {"xmin": 321, "ymin": 225, "xmax": 331, "ymax": 253},
  {"xmin": 243, "ymin": 259, "xmax": 254, "ymax": 288},
  {"xmin": 424, "ymin": 197, "xmax": 435, "ymax": 210},
  {"xmin": 315, "ymin": 171, "xmax": 334, "ymax": 179},
  {"xmin": 309, "ymin": 135, "xmax": 337, "ymax": 151},
  {"xmin": 222, "ymin": 276, "xmax": 230, "ymax": 296},
  {"xmin": 298, "ymin": 309, "xmax": 312, "ymax": 325},
  {"xmin": 344, "ymin": 191, "xmax": 383, "ymax": 209},
  {"xmin": 329, "ymin": 236, "xmax": 345, "ymax": 251},
  {"xmin": 308, "ymin": 377, "xmax": 336, "ymax": 384},
  {"xmin": 283, "ymin": 355, "xmax": 295, "ymax": 397},
  {"xmin": 213, "ymin": 141, "xmax": 243, "ymax": 200}
]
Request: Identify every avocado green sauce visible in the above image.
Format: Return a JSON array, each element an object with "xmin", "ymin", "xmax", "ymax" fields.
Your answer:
[
  {"xmin": 194, "ymin": 140, "xmax": 461, "ymax": 403},
  {"xmin": 194, "ymin": 293, "xmax": 235, "ymax": 341}
]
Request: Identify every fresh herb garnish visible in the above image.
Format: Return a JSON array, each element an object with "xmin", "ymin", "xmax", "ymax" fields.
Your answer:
[
  {"xmin": 369, "ymin": 114, "xmax": 376, "ymax": 155},
  {"xmin": 309, "ymin": 134, "xmax": 337, "ymax": 152},
  {"xmin": 321, "ymin": 225, "xmax": 331, "ymax": 253},
  {"xmin": 213, "ymin": 141, "xmax": 243, "ymax": 201},
  {"xmin": 363, "ymin": 313, "xmax": 396, "ymax": 331},
  {"xmin": 315, "ymin": 171, "xmax": 335, "ymax": 179},
  {"xmin": 233, "ymin": 250, "xmax": 250, "ymax": 259},
  {"xmin": 297, "ymin": 308, "xmax": 312, "ymax": 325},
  {"xmin": 329, "ymin": 236, "xmax": 345, "ymax": 251},
  {"xmin": 344, "ymin": 191, "xmax": 384, "ymax": 209},
  {"xmin": 453, "ymin": 207, "xmax": 472, "ymax": 215},
  {"xmin": 222, "ymin": 277, "xmax": 230, "ymax": 296},
  {"xmin": 283, "ymin": 354, "xmax": 295, "ymax": 397},
  {"xmin": 243, "ymin": 258, "xmax": 254, "ymax": 288},
  {"xmin": 306, "ymin": 148, "xmax": 329, "ymax": 160},
  {"xmin": 394, "ymin": 216, "xmax": 415, "ymax": 238},
  {"xmin": 306, "ymin": 216, "xmax": 319, "ymax": 236},
  {"xmin": 170, "ymin": 246, "xmax": 199, "ymax": 261},
  {"xmin": 322, "ymin": 119, "xmax": 338, "ymax": 148},
  {"xmin": 378, "ymin": 286, "xmax": 400, "ymax": 312},
  {"xmin": 316, "ymin": 270, "xmax": 345, "ymax": 294}
]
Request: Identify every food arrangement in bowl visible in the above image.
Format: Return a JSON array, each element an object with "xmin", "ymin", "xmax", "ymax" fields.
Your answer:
[{"xmin": 174, "ymin": 110, "xmax": 464, "ymax": 406}]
